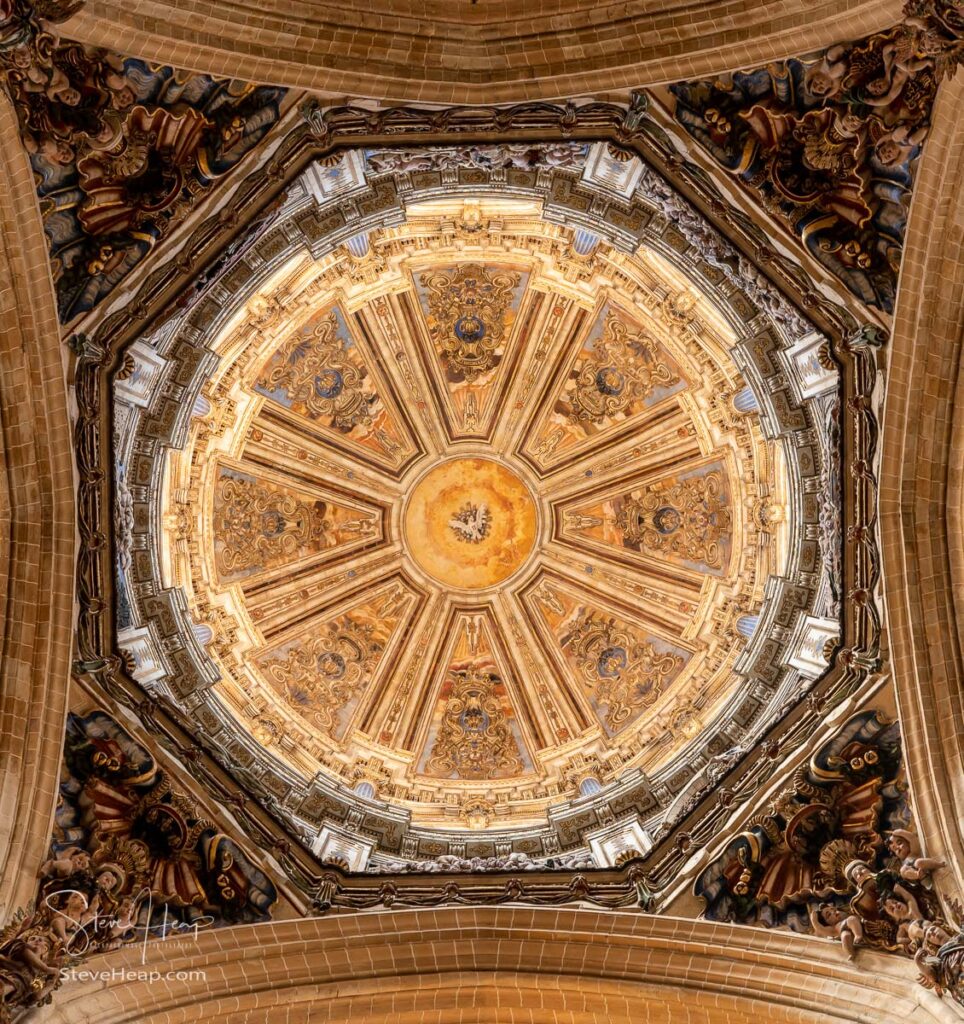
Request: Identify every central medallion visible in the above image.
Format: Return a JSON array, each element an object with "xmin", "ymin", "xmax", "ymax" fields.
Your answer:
[
  {"xmin": 404, "ymin": 457, "xmax": 537, "ymax": 590},
  {"xmin": 449, "ymin": 502, "xmax": 492, "ymax": 544}
]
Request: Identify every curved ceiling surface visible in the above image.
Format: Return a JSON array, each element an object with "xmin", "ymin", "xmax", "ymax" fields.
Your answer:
[{"xmin": 113, "ymin": 143, "xmax": 839, "ymax": 860}]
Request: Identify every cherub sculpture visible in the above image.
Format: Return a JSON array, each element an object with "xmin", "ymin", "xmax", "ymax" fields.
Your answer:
[
  {"xmin": 804, "ymin": 44, "xmax": 849, "ymax": 98},
  {"xmin": 887, "ymin": 830, "xmax": 946, "ymax": 882},
  {"xmin": 904, "ymin": 919, "xmax": 956, "ymax": 958},
  {"xmin": 48, "ymin": 890, "xmax": 94, "ymax": 949},
  {"xmin": 810, "ymin": 903, "xmax": 864, "ymax": 960},
  {"xmin": 39, "ymin": 846, "xmax": 90, "ymax": 880}
]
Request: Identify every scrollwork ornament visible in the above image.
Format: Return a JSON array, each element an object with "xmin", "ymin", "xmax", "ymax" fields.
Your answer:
[
  {"xmin": 671, "ymin": 3, "xmax": 963, "ymax": 312},
  {"xmin": 425, "ymin": 667, "xmax": 525, "ymax": 780},
  {"xmin": 419, "ymin": 263, "xmax": 521, "ymax": 382},
  {"xmin": 693, "ymin": 710, "xmax": 964, "ymax": 1003},
  {"xmin": 614, "ymin": 471, "xmax": 730, "ymax": 569},
  {"xmin": 258, "ymin": 314, "xmax": 376, "ymax": 428},
  {"xmin": 566, "ymin": 315, "xmax": 679, "ymax": 423},
  {"xmin": 562, "ymin": 616, "xmax": 684, "ymax": 730},
  {"xmin": 261, "ymin": 621, "xmax": 381, "ymax": 735},
  {"xmin": 213, "ymin": 474, "xmax": 332, "ymax": 578}
]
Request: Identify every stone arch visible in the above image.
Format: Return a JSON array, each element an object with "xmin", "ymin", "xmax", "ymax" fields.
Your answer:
[
  {"xmin": 59, "ymin": 0, "xmax": 900, "ymax": 104},
  {"xmin": 45, "ymin": 908, "xmax": 956, "ymax": 1024},
  {"xmin": 880, "ymin": 73, "xmax": 964, "ymax": 893},
  {"xmin": 0, "ymin": 93, "xmax": 74, "ymax": 917}
]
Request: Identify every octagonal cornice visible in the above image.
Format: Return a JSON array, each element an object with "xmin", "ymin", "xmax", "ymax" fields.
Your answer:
[{"xmin": 66, "ymin": 97, "xmax": 882, "ymax": 903}]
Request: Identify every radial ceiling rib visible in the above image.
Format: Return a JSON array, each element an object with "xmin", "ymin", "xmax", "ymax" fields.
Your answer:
[
  {"xmin": 253, "ymin": 303, "xmax": 423, "ymax": 478},
  {"xmin": 537, "ymin": 402, "xmax": 700, "ymax": 500},
  {"xmin": 361, "ymin": 588, "xmax": 448, "ymax": 745},
  {"xmin": 495, "ymin": 589, "xmax": 594, "ymax": 743},
  {"xmin": 410, "ymin": 607, "xmax": 542, "ymax": 782},
  {"xmin": 405, "ymin": 260, "xmax": 536, "ymax": 443},
  {"xmin": 496, "ymin": 296, "xmax": 593, "ymax": 456},
  {"xmin": 247, "ymin": 548, "xmax": 405, "ymax": 639},
  {"xmin": 250, "ymin": 575, "xmax": 418, "ymax": 745},
  {"xmin": 244, "ymin": 413, "xmax": 402, "ymax": 505},
  {"xmin": 351, "ymin": 294, "xmax": 449, "ymax": 458},
  {"xmin": 536, "ymin": 549, "xmax": 701, "ymax": 638}
]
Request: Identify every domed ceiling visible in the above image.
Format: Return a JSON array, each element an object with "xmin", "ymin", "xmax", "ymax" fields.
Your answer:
[
  {"xmin": 3, "ymin": 2, "xmax": 957, "ymax": 1015},
  {"xmin": 110, "ymin": 140, "xmax": 842, "ymax": 864},
  {"xmin": 169, "ymin": 205, "xmax": 781, "ymax": 817}
]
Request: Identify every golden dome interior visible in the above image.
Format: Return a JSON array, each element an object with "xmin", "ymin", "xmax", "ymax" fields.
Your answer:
[{"xmin": 153, "ymin": 194, "xmax": 790, "ymax": 835}]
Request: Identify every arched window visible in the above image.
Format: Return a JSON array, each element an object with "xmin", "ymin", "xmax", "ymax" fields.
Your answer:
[
  {"xmin": 354, "ymin": 780, "xmax": 376, "ymax": 799},
  {"xmin": 737, "ymin": 614, "xmax": 759, "ymax": 638},
  {"xmin": 572, "ymin": 228, "xmax": 599, "ymax": 256},
  {"xmin": 192, "ymin": 623, "xmax": 213, "ymax": 646},
  {"xmin": 579, "ymin": 776, "xmax": 602, "ymax": 797},
  {"xmin": 732, "ymin": 386, "xmax": 759, "ymax": 413},
  {"xmin": 346, "ymin": 232, "xmax": 370, "ymax": 258}
]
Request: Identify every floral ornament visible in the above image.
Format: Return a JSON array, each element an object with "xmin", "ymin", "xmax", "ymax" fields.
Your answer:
[{"xmin": 365, "ymin": 142, "xmax": 590, "ymax": 175}]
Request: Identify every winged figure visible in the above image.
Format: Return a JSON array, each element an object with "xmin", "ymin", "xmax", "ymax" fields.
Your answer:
[{"xmin": 449, "ymin": 502, "xmax": 491, "ymax": 543}]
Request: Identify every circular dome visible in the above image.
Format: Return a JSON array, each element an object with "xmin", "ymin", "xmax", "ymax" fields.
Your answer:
[
  {"xmin": 115, "ymin": 150, "xmax": 834, "ymax": 857},
  {"xmin": 166, "ymin": 200, "xmax": 785, "ymax": 829}
]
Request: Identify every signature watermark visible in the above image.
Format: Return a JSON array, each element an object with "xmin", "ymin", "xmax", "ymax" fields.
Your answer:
[
  {"xmin": 44, "ymin": 885, "xmax": 213, "ymax": 982},
  {"xmin": 59, "ymin": 966, "xmax": 207, "ymax": 983}
]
